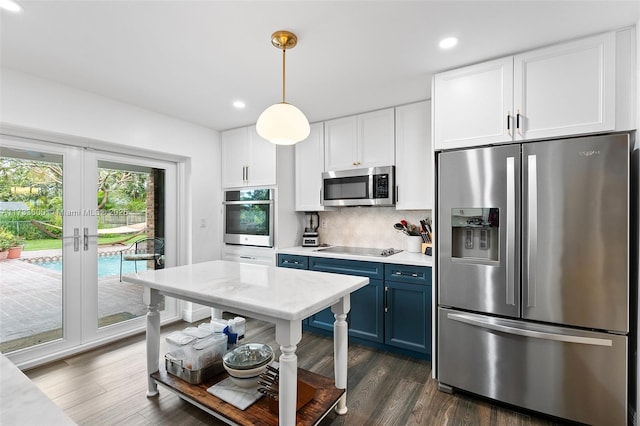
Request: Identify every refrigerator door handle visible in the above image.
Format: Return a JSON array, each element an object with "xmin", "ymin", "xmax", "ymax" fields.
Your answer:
[
  {"xmin": 447, "ymin": 312, "xmax": 613, "ymax": 347},
  {"xmin": 526, "ymin": 154, "xmax": 537, "ymax": 307},
  {"xmin": 506, "ymin": 157, "xmax": 516, "ymax": 305}
]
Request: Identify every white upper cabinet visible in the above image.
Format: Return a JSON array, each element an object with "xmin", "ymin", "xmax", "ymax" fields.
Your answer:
[
  {"xmin": 434, "ymin": 30, "xmax": 622, "ymax": 150},
  {"xmin": 221, "ymin": 126, "xmax": 276, "ymax": 188},
  {"xmin": 395, "ymin": 101, "xmax": 432, "ymax": 210},
  {"xmin": 324, "ymin": 108, "xmax": 395, "ymax": 171},
  {"xmin": 295, "ymin": 122, "xmax": 326, "ymax": 211},
  {"xmin": 513, "ymin": 32, "xmax": 615, "ymax": 141},
  {"xmin": 434, "ymin": 57, "xmax": 514, "ymax": 149}
]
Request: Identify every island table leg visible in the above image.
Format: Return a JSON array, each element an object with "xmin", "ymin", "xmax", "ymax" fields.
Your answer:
[
  {"xmin": 144, "ymin": 288, "xmax": 163, "ymax": 397},
  {"xmin": 332, "ymin": 295, "xmax": 350, "ymax": 415},
  {"xmin": 275, "ymin": 319, "xmax": 302, "ymax": 426}
]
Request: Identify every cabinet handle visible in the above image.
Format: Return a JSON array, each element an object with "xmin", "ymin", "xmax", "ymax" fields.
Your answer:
[
  {"xmin": 506, "ymin": 111, "xmax": 512, "ymax": 137},
  {"xmin": 384, "ymin": 286, "xmax": 389, "ymax": 313},
  {"xmin": 516, "ymin": 110, "xmax": 522, "ymax": 136},
  {"xmin": 245, "ymin": 166, "xmax": 249, "ymax": 183},
  {"xmin": 396, "ymin": 185, "xmax": 399, "ymax": 203}
]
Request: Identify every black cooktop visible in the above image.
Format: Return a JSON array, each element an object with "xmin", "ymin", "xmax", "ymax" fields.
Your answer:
[{"xmin": 316, "ymin": 246, "xmax": 402, "ymax": 257}]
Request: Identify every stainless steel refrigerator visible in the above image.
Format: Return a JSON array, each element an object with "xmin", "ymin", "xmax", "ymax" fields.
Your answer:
[{"xmin": 436, "ymin": 133, "xmax": 635, "ymax": 425}]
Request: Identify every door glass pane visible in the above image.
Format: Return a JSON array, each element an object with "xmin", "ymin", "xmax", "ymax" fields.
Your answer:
[
  {"xmin": 96, "ymin": 162, "xmax": 165, "ymax": 328},
  {"xmin": 451, "ymin": 207, "xmax": 499, "ymax": 261},
  {"xmin": 0, "ymin": 148, "xmax": 64, "ymax": 352}
]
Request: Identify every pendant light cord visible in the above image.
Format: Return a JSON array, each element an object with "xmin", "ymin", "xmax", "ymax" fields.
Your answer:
[{"xmin": 281, "ymin": 48, "xmax": 286, "ymax": 103}]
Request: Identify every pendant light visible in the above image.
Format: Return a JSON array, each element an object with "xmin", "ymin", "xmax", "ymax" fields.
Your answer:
[{"xmin": 256, "ymin": 30, "xmax": 310, "ymax": 145}]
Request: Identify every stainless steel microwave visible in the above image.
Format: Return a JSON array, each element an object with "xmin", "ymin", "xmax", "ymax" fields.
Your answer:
[
  {"xmin": 322, "ymin": 166, "xmax": 395, "ymax": 207},
  {"xmin": 223, "ymin": 188, "xmax": 274, "ymax": 247}
]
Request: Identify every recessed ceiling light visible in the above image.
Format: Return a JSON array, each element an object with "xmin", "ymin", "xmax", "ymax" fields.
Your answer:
[
  {"xmin": 233, "ymin": 100, "xmax": 246, "ymax": 109},
  {"xmin": 439, "ymin": 37, "xmax": 458, "ymax": 50},
  {"xmin": 0, "ymin": 0, "xmax": 23, "ymax": 13}
]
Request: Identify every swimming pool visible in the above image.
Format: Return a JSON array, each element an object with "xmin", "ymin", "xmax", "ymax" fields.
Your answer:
[{"xmin": 36, "ymin": 254, "xmax": 148, "ymax": 278}]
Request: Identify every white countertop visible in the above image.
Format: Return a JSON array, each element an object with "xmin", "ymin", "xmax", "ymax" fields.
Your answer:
[
  {"xmin": 1, "ymin": 355, "xmax": 76, "ymax": 425},
  {"xmin": 277, "ymin": 246, "xmax": 433, "ymax": 267},
  {"xmin": 124, "ymin": 260, "xmax": 369, "ymax": 321}
]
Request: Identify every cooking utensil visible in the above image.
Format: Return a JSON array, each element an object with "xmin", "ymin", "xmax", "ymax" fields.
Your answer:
[
  {"xmin": 258, "ymin": 387, "xmax": 279, "ymax": 400},
  {"xmin": 258, "ymin": 380, "xmax": 278, "ymax": 390},
  {"xmin": 394, "ymin": 223, "xmax": 407, "ymax": 234}
]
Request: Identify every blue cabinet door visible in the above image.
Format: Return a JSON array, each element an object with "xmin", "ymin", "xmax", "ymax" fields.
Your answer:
[
  {"xmin": 307, "ymin": 279, "xmax": 384, "ymax": 343},
  {"xmin": 384, "ymin": 281, "xmax": 432, "ymax": 355},
  {"xmin": 309, "ymin": 257, "xmax": 384, "ymax": 342}
]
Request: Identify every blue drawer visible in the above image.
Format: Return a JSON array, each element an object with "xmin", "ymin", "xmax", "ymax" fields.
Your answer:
[
  {"xmin": 384, "ymin": 264, "xmax": 431, "ymax": 286},
  {"xmin": 277, "ymin": 254, "xmax": 309, "ymax": 270},
  {"xmin": 309, "ymin": 257, "xmax": 383, "ymax": 280}
]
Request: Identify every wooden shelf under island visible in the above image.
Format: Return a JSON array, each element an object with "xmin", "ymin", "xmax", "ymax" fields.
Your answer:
[{"xmin": 151, "ymin": 366, "xmax": 344, "ymax": 426}]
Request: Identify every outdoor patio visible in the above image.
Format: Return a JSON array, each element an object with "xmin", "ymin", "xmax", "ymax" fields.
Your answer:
[{"xmin": 0, "ymin": 248, "xmax": 148, "ymax": 352}]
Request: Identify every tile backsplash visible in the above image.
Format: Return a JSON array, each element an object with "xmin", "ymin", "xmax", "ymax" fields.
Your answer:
[{"xmin": 315, "ymin": 207, "xmax": 432, "ymax": 250}]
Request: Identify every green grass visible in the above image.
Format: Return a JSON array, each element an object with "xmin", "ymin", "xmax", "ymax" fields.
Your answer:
[{"xmin": 24, "ymin": 235, "xmax": 147, "ymax": 251}]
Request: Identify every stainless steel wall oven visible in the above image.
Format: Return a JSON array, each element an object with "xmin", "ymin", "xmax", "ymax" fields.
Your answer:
[{"xmin": 223, "ymin": 188, "xmax": 274, "ymax": 247}]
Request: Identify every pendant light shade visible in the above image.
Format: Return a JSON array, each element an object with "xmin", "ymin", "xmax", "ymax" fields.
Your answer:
[
  {"xmin": 256, "ymin": 102, "xmax": 310, "ymax": 145},
  {"xmin": 256, "ymin": 31, "xmax": 310, "ymax": 145}
]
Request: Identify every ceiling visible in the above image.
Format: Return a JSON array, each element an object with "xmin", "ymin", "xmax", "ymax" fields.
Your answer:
[{"xmin": 1, "ymin": 1, "xmax": 639, "ymax": 132}]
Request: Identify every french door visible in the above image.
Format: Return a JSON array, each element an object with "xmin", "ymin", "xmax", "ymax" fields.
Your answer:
[{"xmin": 0, "ymin": 135, "xmax": 179, "ymax": 367}]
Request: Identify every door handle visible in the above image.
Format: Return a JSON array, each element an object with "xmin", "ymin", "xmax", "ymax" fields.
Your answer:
[
  {"xmin": 62, "ymin": 228, "xmax": 81, "ymax": 252},
  {"xmin": 448, "ymin": 312, "xmax": 612, "ymax": 347},
  {"xmin": 527, "ymin": 155, "xmax": 537, "ymax": 307},
  {"xmin": 83, "ymin": 227, "xmax": 99, "ymax": 251},
  {"xmin": 505, "ymin": 157, "xmax": 515, "ymax": 306}
]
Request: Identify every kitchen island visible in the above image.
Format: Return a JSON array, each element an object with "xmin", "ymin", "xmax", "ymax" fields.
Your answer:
[{"xmin": 123, "ymin": 260, "xmax": 369, "ymax": 426}]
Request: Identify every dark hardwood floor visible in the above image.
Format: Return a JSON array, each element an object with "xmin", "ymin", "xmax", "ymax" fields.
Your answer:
[{"xmin": 24, "ymin": 317, "xmax": 565, "ymax": 425}]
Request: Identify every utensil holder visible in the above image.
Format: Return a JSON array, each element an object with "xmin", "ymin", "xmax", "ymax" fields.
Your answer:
[{"xmin": 407, "ymin": 236, "xmax": 423, "ymax": 253}]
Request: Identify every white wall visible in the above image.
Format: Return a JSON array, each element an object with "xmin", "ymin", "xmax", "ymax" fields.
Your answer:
[{"xmin": 0, "ymin": 67, "xmax": 221, "ymax": 264}]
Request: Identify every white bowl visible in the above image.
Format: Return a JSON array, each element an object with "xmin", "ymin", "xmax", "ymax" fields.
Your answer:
[
  {"xmin": 224, "ymin": 360, "xmax": 270, "ymax": 378},
  {"xmin": 229, "ymin": 375, "xmax": 260, "ymax": 388}
]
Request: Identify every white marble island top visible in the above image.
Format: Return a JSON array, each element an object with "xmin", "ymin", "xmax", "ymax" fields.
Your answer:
[
  {"xmin": 127, "ymin": 260, "xmax": 368, "ymax": 425},
  {"xmin": 124, "ymin": 260, "xmax": 369, "ymax": 321}
]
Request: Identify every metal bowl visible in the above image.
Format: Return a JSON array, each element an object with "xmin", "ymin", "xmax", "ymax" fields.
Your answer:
[{"xmin": 223, "ymin": 343, "xmax": 274, "ymax": 370}]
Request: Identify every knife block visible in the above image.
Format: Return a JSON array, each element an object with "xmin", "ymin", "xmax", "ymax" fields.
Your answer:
[{"xmin": 267, "ymin": 380, "xmax": 317, "ymax": 414}]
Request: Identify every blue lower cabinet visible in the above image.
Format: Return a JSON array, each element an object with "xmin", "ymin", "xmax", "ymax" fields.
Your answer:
[
  {"xmin": 277, "ymin": 253, "xmax": 431, "ymax": 359},
  {"xmin": 384, "ymin": 281, "xmax": 431, "ymax": 355},
  {"xmin": 277, "ymin": 254, "xmax": 309, "ymax": 270},
  {"xmin": 307, "ymin": 279, "xmax": 384, "ymax": 343},
  {"xmin": 309, "ymin": 257, "xmax": 384, "ymax": 343}
]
